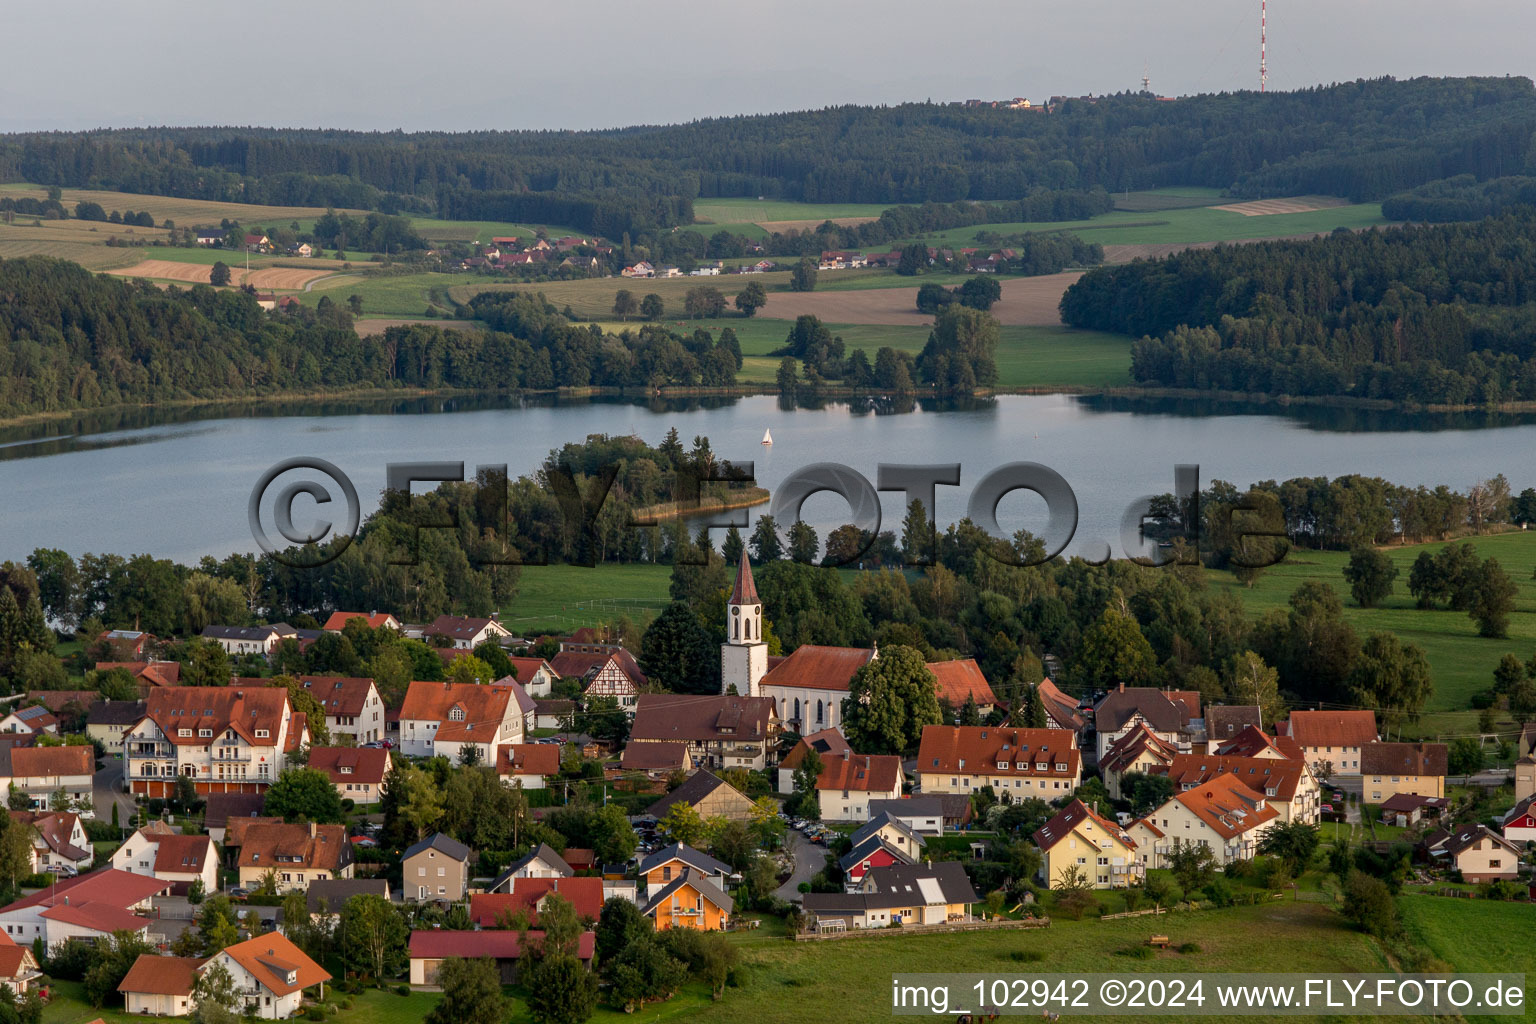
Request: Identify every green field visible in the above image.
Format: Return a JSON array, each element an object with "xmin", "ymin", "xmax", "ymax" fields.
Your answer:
[
  {"xmin": 501, "ymin": 563, "xmax": 675, "ymax": 634},
  {"xmin": 1207, "ymin": 530, "xmax": 1536, "ymax": 739},
  {"xmin": 1398, "ymin": 896, "xmax": 1536, "ymax": 1022},
  {"xmin": 407, "ymin": 217, "xmax": 590, "ymax": 245},
  {"xmin": 1111, "ymin": 186, "xmax": 1230, "ymax": 212},
  {"xmin": 693, "ymin": 198, "xmax": 895, "ymax": 224},
  {"xmin": 303, "ymin": 271, "xmax": 469, "ymax": 316}
]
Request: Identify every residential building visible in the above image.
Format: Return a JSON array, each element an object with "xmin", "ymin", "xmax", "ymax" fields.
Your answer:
[
  {"xmin": 409, "ymin": 930, "xmax": 594, "ymax": 986},
  {"xmin": 299, "ymin": 676, "xmax": 385, "ymax": 744},
  {"xmin": 118, "ymin": 955, "xmax": 205, "ymax": 1016},
  {"xmin": 124, "ymin": 686, "xmax": 300, "ymax": 796},
  {"xmin": 96, "ymin": 628, "xmax": 157, "ymax": 661},
  {"xmin": 848, "ymin": 813, "xmax": 926, "ymax": 862},
  {"xmin": 645, "ymin": 770, "xmax": 755, "ymax": 822},
  {"xmin": 629, "ymin": 693, "xmax": 779, "ymax": 771},
  {"xmin": 1276, "ymin": 710, "xmax": 1378, "ymax": 776},
  {"xmin": 1205, "ymin": 706, "xmax": 1264, "ymax": 746},
  {"xmin": 927, "ymin": 659, "xmax": 998, "ymax": 716},
  {"xmin": 641, "ymin": 868, "xmax": 732, "ymax": 930},
  {"xmin": 1379, "ymin": 793, "xmax": 1447, "ymax": 828},
  {"xmin": 0, "ymin": 706, "xmax": 57, "ymax": 735},
  {"xmin": 424, "ymin": 615, "xmax": 510, "ymax": 650},
  {"xmin": 93, "ymin": 660, "xmax": 180, "ymax": 694},
  {"xmin": 0, "ymin": 869, "xmax": 168, "ymax": 949},
  {"xmin": 914, "ymin": 725, "xmax": 1081, "ymax": 800},
  {"xmin": 321, "ymin": 612, "xmax": 400, "ymax": 633},
  {"xmin": 503, "ymin": 657, "xmax": 558, "ymax": 697},
  {"xmin": 222, "ymin": 815, "xmax": 283, "ymax": 865},
  {"xmin": 12, "ymin": 810, "xmax": 91, "ymax": 872},
  {"xmin": 776, "ymin": 727, "xmax": 852, "ymax": 795},
  {"xmin": 816, "ymin": 753, "xmax": 903, "ymax": 821},
  {"xmin": 469, "ymin": 876, "xmax": 604, "ymax": 926},
  {"xmin": 201, "ymin": 624, "xmax": 292, "ymax": 658},
  {"xmin": 1033, "ymin": 798, "xmax": 1142, "ymax": 889},
  {"xmin": 1091, "ymin": 685, "xmax": 1201, "ymax": 760},
  {"xmin": 638, "ymin": 844, "xmax": 732, "ymax": 900},
  {"xmin": 1034, "ymin": 678, "xmax": 1086, "ymax": 732},
  {"xmin": 206, "ymin": 931, "xmax": 330, "ymax": 1019},
  {"xmin": 0, "ymin": 934, "xmax": 40, "ymax": 994},
  {"xmin": 1161, "ymin": 753, "xmax": 1320, "ymax": 823},
  {"xmin": 534, "ymin": 699, "xmax": 575, "ymax": 731},
  {"xmin": 802, "ymin": 862, "xmax": 978, "ymax": 932},
  {"xmin": 1142, "ymin": 774, "xmax": 1278, "ymax": 867},
  {"xmin": 866, "ymin": 796, "xmax": 946, "ymax": 836},
  {"xmin": 487, "ymin": 843, "xmax": 572, "ymax": 889},
  {"xmin": 1, "ymin": 744, "xmax": 95, "ymax": 814},
  {"xmin": 1427, "ymin": 824, "xmax": 1521, "ymax": 882},
  {"xmin": 307, "ymin": 746, "xmax": 389, "ymax": 804},
  {"xmin": 203, "ymin": 794, "xmax": 268, "ymax": 845},
  {"xmin": 620, "ymin": 741, "xmax": 692, "ymax": 778},
  {"xmin": 838, "ymin": 831, "xmax": 915, "ymax": 884},
  {"xmin": 109, "ymin": 829, "xmax": 218, "ymax": 895},
  {"xmin": 497, "ymin": 744, "xmax": 560, "ymax": 789},
  {"xmin": 1360, "ymin": 742, "xmax": 1448, "ymax": 803},
  {"xmin": 401, "ymin": 833, "xmax": 473, "ymax": 902},
  {"xmin": 1100, "ymin": 723, "xmax": 1179, "ymax": 800},
  {"xmin": 86, "ymin": 699, "xmax": 146, "ymax": 747},
  {"xmin": 305, "ymin": 878, "xmax": 390, "ymax": 919},
  {"xmin": 758, "ymin": 645, "xmax": 874, "ymax": 733},
  {"xmin": 1516, "ymin": 751, "xmax": 1535, "ymax": 802},
  {"xmin": 236, "ymin": 822, "xmax": 353, "ymax": 892},
  {"xmin": 1125, "ymin": 818, "xmax": 1167, "ymax": 872},
  {"xmin": 397, "ymin": 680, "xmax": 524, "ymax": 762},
  {"xmin": 1501, "ymin": 794, "xmax": 1536, "ymax": 844},
  {"xmin": 550, "ymin": 643, "xmax": 647, "ymax": 711},
  {"xmin": 1213, "ymin": 725, "xmax": 1303, "ymax": 761}
]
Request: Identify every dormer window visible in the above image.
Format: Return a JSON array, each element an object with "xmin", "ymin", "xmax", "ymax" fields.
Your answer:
[
  {"xmin": 996, "ymin": 762, "xmax": 1008, "ymax": 771},
  {"xmin": 1035, "ymin": 761, "xmax": 1047, "ymax": 771},
  {"xmin": 449, "ymin": 707, "xmax": 466, "ymax": 722},
  {"xmin": 178, "ymin": 729, "xmax": 192, "ymax": 737},
  {"xmin": 341, "ymin": 766, "xmax": 353, "ymax": 774},
  {"xmin": 254, "ymin": 729, "xmax": 270, "ymax": 739},
  {"xmin": 198, "ymin": 729, "xmax": 212, "ymax": 738}
]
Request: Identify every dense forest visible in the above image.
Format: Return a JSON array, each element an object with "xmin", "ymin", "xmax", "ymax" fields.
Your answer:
[
  {"xmin": 1059, "ymin": 210, "xmax": 1536, "ymax": 403},
  {"xmin": 4, "ymin": 77, "xmax": 1533, "ymax": 233}
]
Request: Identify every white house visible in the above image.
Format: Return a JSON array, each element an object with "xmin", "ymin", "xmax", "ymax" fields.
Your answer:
[
  {"xmin": 299, "ymin": 676, "xmax": 386, "ymax": 744},
  {"xmin": 109, "ymin": 827, "xmax": 219, "ymax": 895},
  {"xmin": 1141, "ymin": 774, "xmax": 1278, "ymax": 868},
  {"xmin": 397, "ymin": 680, "xmax": 526, "ymax": 763},
  {"xmin": 204, "ymin": 932, "xmax": 331, "ymax": 1019},
  {"xmin": 0, "ymin": 869, "xmax": 168, "ymax": 950}
]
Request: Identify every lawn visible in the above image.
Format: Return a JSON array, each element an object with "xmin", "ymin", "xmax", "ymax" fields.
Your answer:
[
  {"xmin": 501, "ymin": 563, "xmax": 674, "ymax": 635},
  {"xmin": 1206, "ymin": 530, "xmax": 1536, "ymax": 737},
  {"xmin": 1398, "ymin": 896, "xmax": 1535, "ymax": 1022},
  {"xmin": 692, "ymin": 198, "xmax": 896, "ymax": 224},
  {"xmin": 1112, "ymin": 186, "xmax": 1230, "ymax": 212},
  {"xmin": 304, "ymin": 271, "xmax": 469, "ymax": 317}
]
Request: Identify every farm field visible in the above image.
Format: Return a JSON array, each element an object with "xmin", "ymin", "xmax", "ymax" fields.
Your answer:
[
  {"xmin": 692, "ymin": 198, "xmax": 898, "ymax": 237},
  {"xmin": 1111, "ymin": 186, "xmax": 1229, "ymax": 211},
  {"xmin": 305, "ymin": 271, "xmax": 468, "ymax": 316},
  {"xmin": 0, "ymin": 182, "xmax": 367, "ymax": 227},
  {"xmin": 107, "ymin": 258, "xmax": 340, "ymax": 290},
  {"xmin": 502, "ymin": 562, "xmax": 675, "ymax": 634},
  {"xmin": 407, "ymin": 216, "xmax": 590, "ymax": 244},
  {"xmin": 757, "ymin": 271, "xmax": 1082, "ymax": 327},
  {"xmin": 447, "ymin": 271, "xmax": 797, "ymax": 320},
  {"xmin": 1398, "ymin": 896, "xmax": 1536, "ymax": 1020}
]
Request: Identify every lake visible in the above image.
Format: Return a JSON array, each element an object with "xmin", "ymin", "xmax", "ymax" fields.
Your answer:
[{"xmin": 3, "ymin": 393, "xmax": 1535, "ymax": 565}]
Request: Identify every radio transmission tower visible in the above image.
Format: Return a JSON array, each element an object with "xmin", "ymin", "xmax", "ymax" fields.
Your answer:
[{"xmin": 1260, "ymin": 0, "xmax": 1268, "ymax": 93}]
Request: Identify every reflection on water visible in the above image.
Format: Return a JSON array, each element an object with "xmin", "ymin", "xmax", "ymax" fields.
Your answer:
[{"xmin": 1073, "ymin": 394, "xmax": 1536, "ymax": 433}]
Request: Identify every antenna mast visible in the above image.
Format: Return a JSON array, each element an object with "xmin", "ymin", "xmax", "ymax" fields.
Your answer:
[{"xmin": 1260, "ymin": 0, "xmax": 1268, "ymax": 93}]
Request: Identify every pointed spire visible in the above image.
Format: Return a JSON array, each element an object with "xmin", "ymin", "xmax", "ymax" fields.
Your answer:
[{"xmin": 728, "ymin": 549, "xmax": 759, "ymax": 605}]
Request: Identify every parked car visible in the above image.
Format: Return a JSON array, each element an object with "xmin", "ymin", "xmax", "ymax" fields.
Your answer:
[
  {"xmin": 228, "ymin": 887, "xmax": 250, "ymax": 900},
  {"xmin": 350, "ymin": 836, "xmax": 378, "ymax": 848},
  {"xmin": 1321, "ymin": 803, "xmax": 1334, "ymax": 814},
  {"xmin": 43, "ymin": 864, "xmax": 77, "ymax": 877}
]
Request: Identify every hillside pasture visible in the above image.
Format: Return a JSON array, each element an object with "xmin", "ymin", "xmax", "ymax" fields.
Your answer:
[
  {"xmin": 0, "ymin": 183, "xmax": 365, "ymax": 227},
  {"xmin": 755, "ymin": 271, "xmax": 1082, "ymax": 327}
]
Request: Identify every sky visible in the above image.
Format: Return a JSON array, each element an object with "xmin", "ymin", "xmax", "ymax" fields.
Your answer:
[{"xmin": 1, "ymin": 0, "xmax": 1531, "ymax": 133}]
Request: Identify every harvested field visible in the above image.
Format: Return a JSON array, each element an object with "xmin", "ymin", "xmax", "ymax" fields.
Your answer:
[
  {"xmin": 353, "ymin": 318, "xmax": 478, "ymax": 337},
  {"xmin": 0, "ymin": 239, "xmax": 143, "ymax": 271},
  {"xmin": 0, "ymin": 184, "xmax": 363, "ymax": 227},
  {"xmin": 756, "ymin": 271, "xmax": 1082, "ymax": 327},
  {"xmin": 1210, "ymin": 195, "xmax": 1348, "ymax": 216},
  {"xmin": 756, "ymin": 217, "xmax": 878, "ymax": 233},
  {"xmin": 107, "ymin": 259, "xmax": 337, "ymax": 290}
]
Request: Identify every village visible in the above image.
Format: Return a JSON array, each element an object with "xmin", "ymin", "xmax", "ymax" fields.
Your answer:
[{"xmin": 0, "ymin": 552, "xmax": 1527, "ymax": 1020}]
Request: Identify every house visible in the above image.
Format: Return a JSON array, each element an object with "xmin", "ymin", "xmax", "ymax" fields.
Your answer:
[
  {"xmin": 203, "ymin": 793, "xmax": 268, "ymax": 844},
  {"xmin": 0, "ymin": 706, "xmax": 57, "ymax": 735},
  {"xmin": 206, "ymin": 931, "xmax": 330, "ymax": 1019},
  {"xmin": 1500, "ymin": 794, "xmax": 1536, "ymax": 844},
  {"xmin": 638, "ymin": 844, "xmax": 731, "ymax": 900},
  {"xmin": 645, "ymin": 770, "xmax": 755, "ymax": 822},
  {"xmin": 1033, "ymin": 798, "xmax": 1142, "ymax": 889},
  {"xmin": 194, "ymin": 229, "xmax": 224, "ymax": 246},
  {"xmin": 1205, "ymin": 706, "xmax": 1264, "ymax": 745},
  {"xmin": 816, "ymin": 753, "xmax": 903, "ymax": 822},
  {"xmin": 124, "ymin": 686, "xmax": 300, "ymax": 796},
  {"xmin": 642, "ymin": 868, "xmax": 732, "ymax": 930},
  {"xmin": 424, "ymin": 615, "xmax": 510, "ymax": 650},
  {"xmin": 201, "ymin": 624, "xmax": 290, "ymax": 658},
  {"xmin": 298, "ymin": 676, "xmax": 385, "ymax": 743},
  {"xmin": 928, "ymin": 659, "xmax": 999, "ymax": 716},
  {"xmin": 409, "ymin": 930, "xmax": 594, "ymax": 986},
  {"xmin": 1276, "ymin": 710, "xmax": 1378, "ymax": 776},
  {"xmin": 776, "ymin": 727, "xmax": 852, "ymax": 794},
  {"xmin": 0, "ymin": 933, "xmax": 40, "ymax": 994},
  {"xmin": 654, "ymin": 265, "xmax": 682, "ymax": 278},
  {"xmin": 621, "ymin": 261, "xmax": 654, "ymax": 278},
  {"xmin": 487, "ymin": 843, "xmax": 573, "ymax": 889},
  {"xmin": 12, "ymin": 810, "xmax": 91, "ymax": 872},
  {"xmin": 293, "ymin": 243, "xmax": 314, "ymax": 258},
  {"xmin": 1100, "ymin": 722, "xmax": 1179, "ymax": 800},
  {"xmin": 496, "ymin": 744, "xmax": 560, "ymax": 790},
  {"xmin": 620, "ymin": 741, "xmax": 692, "ymax": 777},
  {"xmin": 1091, "ymin": 685, "xmax": 1201, "ymax": 760},
  {"xmin": 401, "ymin": 833, "xmax": 472, "ymax": 902},
  {"xmin": 1361, "ymin": 742, "xmax": 1448, "ymax": 803},
  {"xmin": 304, "ymin": 877, "xmax": 391, "ymax": 919},
  {"xmin": 550, "ymin": 644, "xmax": 647, "ymax": 711},
  {"xmin": 397, "ymin": 680, "xmax": 524, "ymax": 762},
  {"xmin": 629, "ymin": 694, "xmax": 779, "ymax": 771},
  {"xmin": 1035, "ymin": 678, "xmax": 1086, "ymax": 732},
  {"xmin": 534, "ymin": 699, "xmax": 575, "ymax": 731},
  {"xmin": 25, "ymin": 690, "xmax": 98, "ymax": 722},
  {"xmin": 307, "ymin": 746, "xmax": 389, "ymax": 804},
  {"xmin": 1125, "ymin": 818, "xmax": 1167, "ymax": 873},
  {"xmin": 1516, "ymin": 749, "xmax": 1535, "ymax": 802},
  {"xmin": 803, "ymin": 861, "xmax": 977, "ymax": 932},
  {"xmin": 1141, "ymin": 774, "xmax": 1278, "ymax": 868},
  {"xmin": 503, "ymin": 657, "xmax": 558, "ymax": 697},
  {"xmin": 914, "ymin": 725, "xmax": 1082, "ymax": 800},
  {"xmin": 1428, "ymin": 824, "xmax": 1521, "ymax": 882},
  {"xmin": 866, "ymin": 796, "xmax": 945, "ymax": 836},
  {"xmin": 321, "ymin": 611, "xmax": 400, "ymax": 633},
  {"xmin": 86, "ymin": 699, "xmax": 147, "ymax": 746},
  {"xmin": 236, "ymin": 822, "xmax": 353, "ymax": 892},
  {"xmin": 758, "ymin": 645, "xmax": 875, "ymax": 733},
  {"xmin": 837, "ymin": 830, "xmax": 915, "ymax": 885},
  {"xmin": 1213, "ymin": 725, "xmax": 1303, "ymax": 761},
  {"xmin": 0, "ymin": 869, "xmax": 168, "ymax": 949},
  {"xmin": 109, "ymin": 829, "xmax": 218, "ymax": 895},
  {"xmin": 2, "ymin": 744, "xmax": 95, "ymax": 814},
  {"xmin": 118, "ymin": 954, "xmax": 205, "ymax": 1016},
  {"xmin": 469, "ymin": 876, "xmax": 604, "ymax": 927},
  {"xmin": 1161, "ymin": 753, "xmax": 1319, "ymax": 823},
  {"xmin": 93, "ymin": 660, "xmax": 180, "ymax": 694},
  {"xmin": 848, "ymin": 813, "xmax": 926, "ymax": 862},
  {"xmin": 222, "ymin": 816, "xmax": 283, "ymax": 865},
  {"xmin": 1380, "ymin": 792, "xmax": 1447, "ymax": 828},
  {"xmin": 242, "ymin": 233, "xmax": 270, "ymax": 251}
]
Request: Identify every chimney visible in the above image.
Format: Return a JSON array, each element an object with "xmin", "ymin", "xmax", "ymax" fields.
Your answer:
[
  {"xmin": 1118, "ymin": 682, "xmax": 1125, "ymax": 693},
  {"xmin": 309, "ymin": 822, "xmax": 317, "ymax": 838}
]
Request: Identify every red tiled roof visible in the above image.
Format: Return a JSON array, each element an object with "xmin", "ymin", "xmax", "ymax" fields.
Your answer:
[
  {"xmin": 0, "ymin": 941, "xmax": 34, "ymax": 982},
  {"xmin": 815, "ymin": 753, "xmax": 902, "ymax": 793},
  {"xmin": 399, "ymin": 681, "xmax": 515, "ymax": 743},
  {"xmin": 1099, "ymin": 722, "xmax": 1179, "ymax": 775},
  {"xmin": 408, "ymin": 929, "xmax": 594, "ymax": 961},
  {"xmin": 145, "ymin": 833, "xmax": 216, "ymax": 874},
  {"xmin": 23, "ymin": 691, "xmax": 96, "ymax": 713},
  {"xmin": 425, "ymin": 615, "xmax": 503, "ymax": 643},
  {"xmin": 220, "ymin": 931, "xmax": 330, "ymax": 996},
  {"xmin": 96, "ymin": 661, "xmax": 181, "ymax": 686},
  {"xmin": 759, "ymin": 645, "xmax": 874, "ymax": 692},
  {"xmin": 630, "ymin": 694, "xmax": 776, "ymax": 744},
  {"xmin": 779, "ymin": 728, "xmax": 852, "ymax": 771},
  {"xmin": 299, "ymin": 676, "xmax": 378, "ymax": 717},
  {"xmin": 138, "ymin": 686, "xmax": 290, "ymax": 747},
  {"xmin": 0, "ymin": 868, "xmax": 168, "ymax": 914},
  {"xmin": 1360, "ymin": 742, "xmax": 1447, "ymax": 776},
  {"xmin": 497, "ymin": 744, "xmax": 560, "ymax": 777},
  {"xmin": 10, "ymin": 745, "xmax": 93, "ymax": 778},
  {"xmin": 238, "ymin": 823, "xmax": 351, "ymax": 872},
  {"xmin": 917, "ymin": 725, "xmax": 1079, "ymax": 779},
  {"xmin": 926, "ymin": 659, "xmax": 998, "ymax": 707},
  {"xmin": 1033, "ymin": 798, "xmax": 1135, "ymax": 852},
  {"xmin": 1277, "ymin": 710, "xmax": 1377, "ymax": 749},
  {"xmin": 1094, "ymin": 687, "xmax": 1196, "ymax": 734},
  {"xmin": 469, "ymin": 876, "xmax": 604, "ymax": 926},
  {"xmin": 307, "ymin": 746, "xmax": 389, "ymax": 786},
  {"xmin": 321, "ymin": 612, "xmax": 397, "ymax": 631},
  {"xmin": 1035, "ymin": 679, "xmax": 1084, "ymax": 730},
  {"xmin": 1163, "ymin": 754, "xmax": 1307, "ymax": 802},
  {"xmin": 1171, "ymin": 774, "xmax": 1278, "ymax": 839},
  {"xmin": 619, "ymin": 741, "xmax": 690, "ymax": 772},
  {"xmin": 504, "ymin": 657, "xmax": 554, "ymax": 685},
  {"xmin": 118, "ymin": 955, "xmax": 204, "ymax": 996},
  {"xmin": 41, "ymin": 902, "xmax": 150, "ymax": 933},
  {"xmin": 1214, "ymin": 725, "xmax": 1292, "ymax": 759}
]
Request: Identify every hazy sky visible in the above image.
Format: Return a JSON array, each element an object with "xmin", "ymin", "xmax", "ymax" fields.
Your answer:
[{"xmin": 2, "ymin": 0, "xmax": 1531, "ymax": 133}]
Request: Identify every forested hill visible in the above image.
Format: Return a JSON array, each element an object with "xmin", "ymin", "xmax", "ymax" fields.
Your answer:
[
  {"xmin": 1059, "ymin": 210, "xmax": 1536, "ymax": 405},
  {"xmin": 3, "ymin": 76, "xmax": 1532, "ymax": 230}
]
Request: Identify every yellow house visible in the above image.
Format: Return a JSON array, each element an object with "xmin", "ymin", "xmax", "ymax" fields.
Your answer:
[
  {"xmin": 1033, "ymin": 798, "xmax": 1141, "ymax": 889},
  {"xmin": 802, "ymin": 861, "xmax": 978, "ymax": 932},
  {"xmin": 1143, "ymin": 774, "xmax": 1278, "ymax": 867},
  {"xmin": 642, "ymin": 868, "xmax": 732, "ymax": 931},
  {"xmin": 1361, "ymin": 742, "xmax": 1447, "ymax": 804},
  {"xmin": 915, "ymin": 725, "xmax": 1081, "ymax": 800}
]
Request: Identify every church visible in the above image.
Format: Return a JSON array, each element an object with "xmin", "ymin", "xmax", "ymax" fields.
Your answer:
[{"xmin": 720, "ymin": 552, "xmax": 876, "ymax": 734}]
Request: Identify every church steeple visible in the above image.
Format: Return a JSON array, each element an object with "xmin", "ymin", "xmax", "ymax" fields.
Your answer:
[{"xmin": 721, "ymin": 550, "xmax": 768, "ymax": 695}]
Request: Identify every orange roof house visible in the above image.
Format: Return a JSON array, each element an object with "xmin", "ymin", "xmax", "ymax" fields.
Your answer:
[
  {"xmin": 815, "ymin": 753, "xmax": 904, "ymax": 821},
  {"xmin": 469, "ymin": 876, "xmax": 605, "ymax": 927},
  {"xmin": 759, "ymin": 645, "xmax": 876, "ymax": 733},
  {"xmin": 926, "ymin": 659, "xmax": 998, "ymax": 711},
  {"xmin": 1276, "ymin": 710, "xmax": 1378, "ymax": 773},
  {"xmin": 915, "ymin": 725, "xmax": 1081, "ymax": 800},
  {"xmin": 398, "ymin": 680, "xmax": 522, "ymax": 762},
  {"xmin": 321, "ymin": 612, "xmax": 400, "ymax": 632}
]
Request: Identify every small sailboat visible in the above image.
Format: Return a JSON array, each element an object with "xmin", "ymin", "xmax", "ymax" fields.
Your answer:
[{"xmin": 761, "ymin": 428, "xmax": 773, "ymax": 446}]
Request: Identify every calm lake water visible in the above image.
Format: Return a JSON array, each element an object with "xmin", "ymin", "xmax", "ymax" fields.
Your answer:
[{"xmin": 3, "ymin": 393, "xmax": 1536, "ymax": 564}]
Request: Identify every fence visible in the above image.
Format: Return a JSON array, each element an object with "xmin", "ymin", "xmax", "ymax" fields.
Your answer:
[{"xmin": 796, "ymin": 917, "xmax": 1051, "ymax": 941}]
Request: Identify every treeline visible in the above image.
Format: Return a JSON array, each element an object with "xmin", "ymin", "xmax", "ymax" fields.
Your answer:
[
  {"xmin": 1382, "ymin": 175, "xmax": 1536, "ymax": 222},
  {"xmin": 5, "ymin": 77, "xmax": 1532, "ymax": 225},
  {"xmin": 438, "ymin": 189, "xmax": 694, "ymax": 238},
  {"xmin": 1059, "ymin": 210, "xmax": 1536, "ymax": 403}
]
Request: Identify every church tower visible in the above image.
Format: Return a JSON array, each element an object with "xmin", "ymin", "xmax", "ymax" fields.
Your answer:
[{"xmin": 721, "ymin": 550, "xmax": 768, "ymax": 696}]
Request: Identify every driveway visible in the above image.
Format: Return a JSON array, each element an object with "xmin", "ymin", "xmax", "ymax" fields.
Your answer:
[
  {"xmin": 774, "ymin": 828, "xmax": 826, "ymax": 902},
  {"xmin": 94, "ymin": 758, "xmax": 136, "ymax": 826}
]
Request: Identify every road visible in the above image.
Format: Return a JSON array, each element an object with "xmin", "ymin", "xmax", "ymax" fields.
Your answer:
[
  {"xmin": 774, "ymin": 828, "xmax": 826, "ymax": 903},
  {"xmin": 93, "ymin": 758, "xmax": 136, "ymax": 825}
]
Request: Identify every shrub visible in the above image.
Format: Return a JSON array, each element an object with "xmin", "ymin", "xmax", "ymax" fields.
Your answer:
[
  {"xmin": 341, "ymin": 799, "xmax": 355, "ymax": 812},
  {"xmin": 306, "ymin": 1008, "xmax": 326, "ymax": 1021},
  {"xmin": 1177, "ymin": 942, "xmax": 1202, "ymax": 954},
  {"xmin": 1115, "ymin": 944, "xmax": 1157, "ymax": 959},
  {"xmin": 1202, "ymin": 878, "xmax": 1235, "ymax": 907},
  {"xmin": 1007, "ymin": 950, "xmax": 1045, "ymax": 963},
  {"xmin": 395, "ymin": 984, "xmax": 411, "ymax": 997}
]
